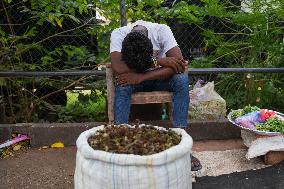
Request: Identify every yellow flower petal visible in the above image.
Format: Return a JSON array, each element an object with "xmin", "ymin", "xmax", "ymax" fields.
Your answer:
[
  {"xmin": 13, "ymin": 145, "xmax": 21, "ymax": 151},
  {"xmin": 51, "ymin": 142, "xmax": 64, "ymax": 148}
]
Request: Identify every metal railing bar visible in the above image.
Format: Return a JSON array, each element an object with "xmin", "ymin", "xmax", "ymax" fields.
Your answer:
[{"xmin": 0, "ymin": 68, "xmax": 283, "ymax": 77}]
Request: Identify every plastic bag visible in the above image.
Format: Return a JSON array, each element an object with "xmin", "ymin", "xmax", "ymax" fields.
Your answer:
[
  {"xmin": 235, "ymin": 111, "xmax": 262, "ymax": 130},
  {"xmin": 189, "ymin": 81, "xmax": 226, "ymax": 120},
  {"xmin": 235, "ymin": 109, "xmax": 276, "ymax": 130}
]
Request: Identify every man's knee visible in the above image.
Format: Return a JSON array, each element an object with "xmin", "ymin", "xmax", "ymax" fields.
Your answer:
[
  {"xmin": 115, "ymin": 85, "xmax": 133, "ymax": 96},
  {"xmin": 170, "ymin": 74, "xmax": 189, "ymax": 90}
]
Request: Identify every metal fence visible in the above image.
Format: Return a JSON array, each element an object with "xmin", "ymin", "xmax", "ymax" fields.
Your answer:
[
  {"xmin": 0, "ymin": 1, "xmax": 97, "ymax": 67},
  {"xmin": 0, "ymin": 0, "xmax": 242, "ymax": 66},
  {"xmin": 0, "ymin": 68, "xmax": 283, "ymax": 123},
  {"xmin": 1, "ymin": 1, "xmax": 284, "ymax": 123},
  {"xmin": 0, "ymin": 73, "xmax": 107, "ymax": 123}
]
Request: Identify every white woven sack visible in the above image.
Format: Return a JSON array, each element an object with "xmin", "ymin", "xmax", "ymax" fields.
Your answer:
[
  {"xmin": 74, "ymin": 125, "xmax": 193, "ymax": 189},
  {"xmin": 241, "ymin": 130, "xmax": 284, "ymax": 159}
]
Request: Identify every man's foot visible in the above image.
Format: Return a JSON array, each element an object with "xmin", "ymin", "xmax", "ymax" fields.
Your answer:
[{"xmin": 191, "ymin": 154, "xmax": 202, "ymax": 171}]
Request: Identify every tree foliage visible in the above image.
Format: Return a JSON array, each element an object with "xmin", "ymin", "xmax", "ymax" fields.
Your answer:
[{"xmin": 0, "ymin": 0, "xmax": 283, "ymax": 123}]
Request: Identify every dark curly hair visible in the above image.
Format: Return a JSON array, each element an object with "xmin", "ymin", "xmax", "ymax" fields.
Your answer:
[{"xmin": 121, "ymin": 32, "xmax": 153, "ymax": 73}]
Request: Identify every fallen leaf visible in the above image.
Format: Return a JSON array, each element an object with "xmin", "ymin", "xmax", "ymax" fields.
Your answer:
[
  {"xmin": 13, "ymin": 145, "xmax": 21, "ymax": 151},
  {"xmin": 39, "ymin": 146, "xmax": 49, "ymax": 150},
  {"xmin": 51, "ymin": 142, "xmax": 64, "ymax": 148}
]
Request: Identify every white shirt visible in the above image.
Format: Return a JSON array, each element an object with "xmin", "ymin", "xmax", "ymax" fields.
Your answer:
[{"xmin": 110, "ymin": 20, "xmax": 178, "ymax": 59}]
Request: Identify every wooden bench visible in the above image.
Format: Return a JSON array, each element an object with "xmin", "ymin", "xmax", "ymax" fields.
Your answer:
[
  {"xmin": 264, "ymin": 151, "xmax": 284, "ymax": 165},
  {"xmin": 106, "ymin": 64, "xmax": 173, "ymax": 123}
]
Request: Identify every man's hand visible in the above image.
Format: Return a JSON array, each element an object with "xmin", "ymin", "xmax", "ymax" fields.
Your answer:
[
  {"xmin": 116, "ymin": 72, "xmax": 144, "ymax": 86},
  {"xmin": 157, "ymin": 57, "xmax": 187, "ymax": 73}
]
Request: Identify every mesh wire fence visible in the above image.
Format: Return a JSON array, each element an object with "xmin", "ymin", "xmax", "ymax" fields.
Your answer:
[
  {"xmin": 0, "ymin": 0, "xmax": 242, "ymax": 66},
  {"xmin": 0, "ymin": 72, "xmax": 221, "ymax": 123},
  {"xmin": 165, "ymin": 0, "xmax": 244, "ymax": 61},
  {"xmin": 0, "ymin": 75, "xmax": 107, "ymax": 123},
  {"xmin": 1, "ymin": 72, "xmax": 282, "ymax": 124},
  {"xmin": 0, "ymin": 1, "xmax": 98, "ymax": 70},
  {"xmin": 1, "ymin": 0, "xmax": 283, "ymax": 123},
  {"xmin": 0, "ymin": 1, "xmax": 224, "ymax": 123}
]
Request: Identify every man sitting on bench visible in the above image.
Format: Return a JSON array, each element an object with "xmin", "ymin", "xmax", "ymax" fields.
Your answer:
[{"xmin": 110, "ymin": 20, "xmax": 202, "ymax": 171}]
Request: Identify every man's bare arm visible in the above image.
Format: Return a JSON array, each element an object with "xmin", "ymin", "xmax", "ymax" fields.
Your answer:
[
  {"xmin": 111, "ymin": 51, "xmax": 175, "ymax": 85},
  {"xmin": 166, "ymin": 46, "xmax": 184, "ymax": 60},
  {"xmin": 110, "ymin": 51, "xmax": 176, "ymax": 81},
  {"xmin": 110, "ymin": 52, "xmax": 131, "ymax": 75},
  {"xmin": 157, "ymin": 46, "xmax": 186, "ymax": 73},
  {"xmin": 141, "ymin": 46, "xmax": 186, "ymax": 81},
  {"xmin": 114, "ymin": 46, "xmax": 186, "ymax": 85}
]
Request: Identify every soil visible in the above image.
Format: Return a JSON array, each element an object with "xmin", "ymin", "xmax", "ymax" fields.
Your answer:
[
  {"xmin": 0, "ymin": 147, "xmax": 76, "ymax": 189},
  {"xmin": 88, "ymin": 125, "xmax": 181, "ymax": 155},
  {"xmin": 1, "ymin": 141, "xmax": 283, "ymax": 189}
]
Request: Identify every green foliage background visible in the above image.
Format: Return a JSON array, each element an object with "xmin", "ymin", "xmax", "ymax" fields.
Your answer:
[{"xmin": 0, "ymin": 0, "xmax": 283, "ymax": 123}]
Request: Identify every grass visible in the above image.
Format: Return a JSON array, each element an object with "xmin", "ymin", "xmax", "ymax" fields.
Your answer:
[{"xmin": 64, "ymin": 90, "xmax": 107, "ymax": 122}]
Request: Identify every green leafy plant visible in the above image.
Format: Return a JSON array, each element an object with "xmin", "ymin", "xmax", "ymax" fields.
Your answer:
[
  {"xmin": 230, "ymin": 105, "xmax": 261, "ymax": 120},
  {"xmin": 172, "ymin": 0, "xmax": 284, "ymax": 112},
  {"xmin": 0, "ymin": 0, "xmax": 100, "ymax": 123},
  {"xmin": 256, "ymin": 117, "xmax": 284, "ymax": 134},
  {"xmin": 1, "ymin": 0, "xmax": 284, "ymax": 123}
]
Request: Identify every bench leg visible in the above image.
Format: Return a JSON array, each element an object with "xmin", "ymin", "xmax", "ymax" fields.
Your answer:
[
  {"xmin": 107, "ymin": 99, "xmax": 115, "ymax": 124},
  {"xmin": 167, "ymin": 102, "xmax": 173, "ymax": 121}
]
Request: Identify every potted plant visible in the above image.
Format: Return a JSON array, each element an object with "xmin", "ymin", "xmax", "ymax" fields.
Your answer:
[{"xmin": 74, "ymin": 124, "xmax": 193, "ymax": 189}]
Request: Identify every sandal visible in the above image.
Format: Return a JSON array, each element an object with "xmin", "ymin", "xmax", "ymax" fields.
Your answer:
[{"xmin": 191, "ymin": 154, "xmax": 202, "ymax": 171}]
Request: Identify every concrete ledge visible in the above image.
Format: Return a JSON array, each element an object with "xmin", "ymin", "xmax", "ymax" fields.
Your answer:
[
  {"xmin": 143, "ymin": 119, "xmax": 241, "ymax": 140},
  {"xmin": 0, "ymin": 122, "xmax": 103, "ymax": 147},
  {"xmin": 0, "ymin": 119, "xmax": 241, "ymax": 147},
  {"xmin": 188, "ymin": 119, "xmax": 241, "ymax": 140}
]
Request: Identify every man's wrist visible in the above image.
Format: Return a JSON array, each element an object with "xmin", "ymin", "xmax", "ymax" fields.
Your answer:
[
  {"xmin": 156, "ymin": 58, "xmax": 165, "ymax": 67},
  {"xmin": 138, "ymin": 73, "xmax": 146, "ymax": 83},
  {"xmin": 152, "ymin": 56, "xmax": 158, "ymax": 67}
]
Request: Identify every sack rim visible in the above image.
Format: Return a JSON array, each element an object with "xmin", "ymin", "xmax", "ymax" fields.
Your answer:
[{"xmin": 76, "ymin": 124, "xmax": 193, "ymax": 166}]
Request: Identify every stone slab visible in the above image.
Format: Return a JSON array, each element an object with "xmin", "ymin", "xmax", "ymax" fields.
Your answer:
[
  {"xmin": 0, "ymin": 119, "xmax": 241, "ymax": 147},
  {"xmin": 143, "ymin": 119, "xmax": 241, "ymax": 140},
  {"xmin": 0, "ymin": 122, "xmax": 103, "ymax": 147}
]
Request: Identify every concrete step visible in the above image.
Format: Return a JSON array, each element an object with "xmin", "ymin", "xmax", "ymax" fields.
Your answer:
[
  {"xmin": 0, "ymin": 139, "xmax": 276, "ymax": 189},
  {"xmin": 0, "ymin": 119, "xmax": 241, "ymax": 147},
  {"xmin": 193, "ymin": 139, "xmax": 246, "ymax": 152}
]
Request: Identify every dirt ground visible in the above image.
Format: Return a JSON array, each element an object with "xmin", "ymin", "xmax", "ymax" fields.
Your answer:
[
  {"xmin": 0, "ymin": 139, "xmax": 244, "ymax": 189},
  {"xmin": 1, "ymin": 139, "xmax": 283, "ymax": 189},
  {"xmin": 0, "ymin": 147, "xmax": 76, "ymax": 189}
]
